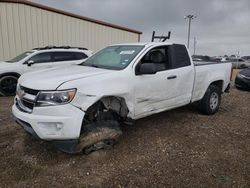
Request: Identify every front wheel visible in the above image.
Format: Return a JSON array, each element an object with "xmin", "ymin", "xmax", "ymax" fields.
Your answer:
[
  {"xmin": 198, "ymin": 85, "xmax": 221, "ymax": 115},
  {"xmin": 76, "ymin": 120, "xmax": 122, "ymax": 154},
  {"xmin": 0, "ymin": 75, "xmax": 18, "ymax": 96}
]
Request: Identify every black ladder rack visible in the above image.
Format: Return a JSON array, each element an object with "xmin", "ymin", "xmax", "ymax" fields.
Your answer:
[{"xmin": 151, "ymin": 31, "xmax": 171, "ymax": 42}]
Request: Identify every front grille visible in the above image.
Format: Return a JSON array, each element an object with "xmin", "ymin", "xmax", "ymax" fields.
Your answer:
[
  {"xmin": 16, "ymin": 99, "xmax": 26, "ymax": 113},
  {"xmin": 21, "ymin": 99, "xmax": 35, "ymax": 110},
  {"xmin": 20, "ymin": 85, "xmax": 40, "ymax": 95},
  {"xmin": 17, "ymin": 85, "xmax": 39, "ymax": 113},
  {"xmin": 16, "ymin": 98, "xmax": 34, "ymax": 113}
]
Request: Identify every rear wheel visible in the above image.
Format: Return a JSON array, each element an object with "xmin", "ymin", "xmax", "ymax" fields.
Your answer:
[
  {"xmin": 0, "ymin": 75, "xmax": 18, "ymax": 96},
  {"xmin": 198, "ymin": 85, "xmax": 221, "ymax": 115}
]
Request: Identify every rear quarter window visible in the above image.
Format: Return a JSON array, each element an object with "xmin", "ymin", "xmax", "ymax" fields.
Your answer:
[{"xmin": 169, "ymin": 44, "xmax": 191, "ymax": 69}]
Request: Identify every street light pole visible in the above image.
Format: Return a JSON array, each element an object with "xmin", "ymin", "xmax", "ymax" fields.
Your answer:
[
  {"xmin": 193, "ymin": 37, "xmax": 197, "ymax": 55},
  {"xmin": 184, "ymin": 15, "xmax": 196, "ymax": 49}
]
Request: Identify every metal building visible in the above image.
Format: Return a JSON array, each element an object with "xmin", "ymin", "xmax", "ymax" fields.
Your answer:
[{"xmin": 0, "ymin": 0, "xmax": 142, "ymax": 61}]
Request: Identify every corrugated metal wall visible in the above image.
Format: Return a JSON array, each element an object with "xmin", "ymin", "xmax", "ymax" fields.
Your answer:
[{"xmin": 0, "ymin": 2, "xmax": 139, "ymax": 61}]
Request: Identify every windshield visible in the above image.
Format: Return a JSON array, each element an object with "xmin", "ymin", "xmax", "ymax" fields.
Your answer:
[
  {"xmin": 80, "ymin": 45, "xmax": 144, "ymax": 70},
  {"xmin": 7, "ymin": 51, "xmax": 34, "ymax": 63}
]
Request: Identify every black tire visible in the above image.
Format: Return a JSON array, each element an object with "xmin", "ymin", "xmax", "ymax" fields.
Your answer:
[
  {"xmin": 77, "ymin": 104, "xmax": 123, "ymax": 154},
  {"xmin": 83, "ymin": 139, "xmax": 117, "ymax": 155},
  {"xmin": 0, "ymin": 75, "xmax": 18, "ymax": 96},
  {"xmin": 77, "ymin": 120, "xmax": 122, "ymax": 154},
  {"xmin": 235, "ymin": 85, "xmax": 242, "ymax": 90},
  {"xmin": 235, "ymin": 85, "xmax": 249, "ymax": 91},
  {"xmin": 198, "ymin": 85, "xmax": 221, "ymax": 115}
]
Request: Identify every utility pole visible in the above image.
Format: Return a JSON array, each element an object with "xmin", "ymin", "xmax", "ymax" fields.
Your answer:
[
  {"xmin": 184, "ymin": 15, "xmax": 196, "ymax": 48},
  {"xmin": 193, "ymin": 37, "xmax": 197, "ymax": 55}
]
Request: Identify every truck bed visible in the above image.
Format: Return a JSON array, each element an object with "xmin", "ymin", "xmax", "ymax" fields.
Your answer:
[
  {"xmin": 191, "ymin": 62, "xmax": 232, "ymax": 102},
  {"xmin": 193, "ymin": 61, "xmax": 232, "ymax": 66}
]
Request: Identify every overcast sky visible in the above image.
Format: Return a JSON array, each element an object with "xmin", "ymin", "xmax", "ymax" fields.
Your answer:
[{"xmin": 31, "ymin": 0, "xmax": 250, "ymax": 56}]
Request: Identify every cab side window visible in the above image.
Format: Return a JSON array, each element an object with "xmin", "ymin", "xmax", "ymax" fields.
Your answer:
[
  {"xmin": 29, "ymin": 52, "xmax": 52, "ymax": 63},
  {"xmin": 136, "ymin": 46, "xmax": 170, "ymax": 74},
  {"xmin": 169, "ymin": 44, "xmax": 191, "ymax": 68}
]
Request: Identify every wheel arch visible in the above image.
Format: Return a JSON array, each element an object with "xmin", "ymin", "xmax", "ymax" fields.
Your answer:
[
  {"xmin": 209, "ymin": 80, "xmax": 224, "ymax": 92},
  {"xmin": 202, "ymin": 80, "xmax": 224, "ymax": 99},
  {"xmin": 0, "ymin": 72, "xmax": 21, "ymax": 79},
  {"xmin": 80, "ymin": 95, "xmax": 130, "ymax": 136},
  {"xmin": 86, "ymin": 95, "xmax": 130, "ymax": 119}
]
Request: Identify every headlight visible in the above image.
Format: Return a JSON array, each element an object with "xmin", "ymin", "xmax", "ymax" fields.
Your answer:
[{"xmin": 35, "ymin": 89, "xmax": 76, "ymax": 107}]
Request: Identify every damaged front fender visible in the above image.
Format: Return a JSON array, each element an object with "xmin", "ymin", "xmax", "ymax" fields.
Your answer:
[
  {"xmin": 71, "ymin": 92, "xmax": 134, "ymax": 119},
  {"xmin": 71, "ymin": 92, "xmax": 99, "ymax": 112}
]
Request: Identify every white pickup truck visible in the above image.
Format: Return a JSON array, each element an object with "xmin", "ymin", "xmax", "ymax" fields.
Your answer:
[{"xmin": 12, "ymin": 42, "xmax": 232, "ymax": 154}]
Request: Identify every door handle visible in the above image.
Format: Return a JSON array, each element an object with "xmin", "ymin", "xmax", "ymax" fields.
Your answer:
[{"xmin": 167, "ymin": 75, "xmax": 177, "ymax": 80}]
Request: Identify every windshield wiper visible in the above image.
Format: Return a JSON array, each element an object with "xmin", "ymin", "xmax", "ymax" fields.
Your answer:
[
  {"xmin": 80, "ymin": 63, "xmax": 100, "ymax": 68},
  {"xmin": 90, "ymin": 64, "xmax": 99, "ymax": 68}
]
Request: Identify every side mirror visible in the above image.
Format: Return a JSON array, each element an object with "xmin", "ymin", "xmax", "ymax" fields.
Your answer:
[
  {"xmin": 27, "ymin": 60, "xmax": 34, "ymax": 67},
  {"xmin": 139, "ymin": 63, "xmax": 157, "ymax": 75}
]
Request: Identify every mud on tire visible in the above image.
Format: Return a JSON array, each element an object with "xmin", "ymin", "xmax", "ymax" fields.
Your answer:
[
  {"xmin": 76, "ymin": 120, "xmax": 122, "ymax": 154},
  {"xmin": 77, "ymin": 100, "xmax": 124, "ymax": 154}
]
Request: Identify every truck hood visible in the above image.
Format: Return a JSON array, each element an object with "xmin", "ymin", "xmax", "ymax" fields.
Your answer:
[{"xmin": 19, "ymin": 65, "xmax": 113, "ymax": 90}]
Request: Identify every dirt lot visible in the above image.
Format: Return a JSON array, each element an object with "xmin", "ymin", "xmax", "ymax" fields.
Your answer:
[{"xmin": 0, "ymin": 87, "xmax": 249, "ymax": 188}]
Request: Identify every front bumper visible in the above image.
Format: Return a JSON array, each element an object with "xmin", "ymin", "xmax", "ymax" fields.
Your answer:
[
  {"xmin": 13, "ymin": 116, "xmax": 79, "ymax": 153},
  {"xmin": 12, "ymin": 102, "xmax": 85, "ymax": 140}
]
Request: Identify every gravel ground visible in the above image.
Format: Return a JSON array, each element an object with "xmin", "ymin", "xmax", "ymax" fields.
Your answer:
[{"xmin": 0, "ymin": 87, "xmax": 249, "ymax": 188}]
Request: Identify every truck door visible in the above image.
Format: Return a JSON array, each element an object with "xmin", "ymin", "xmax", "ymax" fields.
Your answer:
[
  {"xmin": 166, "ymin": 44, "xmax": 194, "ymax": 107},
  {"xmin": 133, "ymin": 44, "xmax": 194, "ymax": 118}
]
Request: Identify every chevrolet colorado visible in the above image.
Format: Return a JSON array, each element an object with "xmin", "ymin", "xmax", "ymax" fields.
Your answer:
[{"xmin": 12, "ymin": 42, "xmax": 232, "ymax": 154}]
